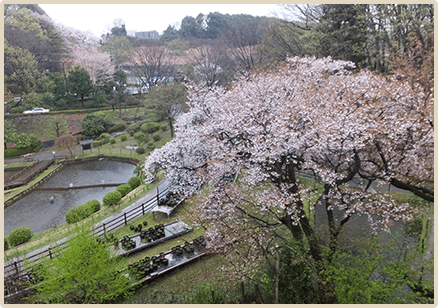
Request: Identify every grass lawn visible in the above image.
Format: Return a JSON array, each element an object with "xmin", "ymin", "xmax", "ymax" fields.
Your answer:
[
  {"xmin": 4, "ymin": 162, "xmax": 34, "ymax": 169},
  {"xmin": 4, "ymin": 164, "xmax": 61, "ymax": 202}
]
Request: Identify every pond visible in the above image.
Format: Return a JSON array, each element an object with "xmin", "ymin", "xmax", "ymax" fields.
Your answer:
[{"xmin": 4, "ymin": 159, "xmax": 136, "ymax": 236}]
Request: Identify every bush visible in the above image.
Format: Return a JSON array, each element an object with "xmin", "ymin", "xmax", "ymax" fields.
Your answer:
[
  {"xmin": 128, "ymin": 176, "xmax": 141, "ymax": 189},
  {"xmin": 141, "ymin": 122, "xmax": 160, "ymax": 134},
  {"xmin": 29, "ymin": 134, "xmax": 42, "ymax": 152},
  {"xmin": 4, "ymin": 238, "xmax": 9, "ymax": 251},
  {"xmin": 108, "ymin": 123, "xmax": 126, "ymax": 133},
  {"xmin": 102, "ymin": 191, "xmax": 123, "ymax": 207},
  {"xmin": 136, "ymin": 147, "xmax": 145, "ymax": 154},
  {"xmin": 110, "ymin": 138, "xmax": 116, "ymax": 144},
  {"xmin": 153, "ymin": 132, "xmax": 161, "ymax": 141},
  {"xmin": 8, "ymin": 227, "xmax": 33, "ymax": 247},
  {"xmin": 161, "ymin": 123, "xmax": 168, "ymax": 131},
  {"xmin": 116, "ymin": 183, "xmax": 132, "ymax": 197},
  {"xmin": 82, "ymin": 114, "xmax": 113, "ymax": 138},
  {"xmin": 65, "ymin": 200, "xmax": 101, "ymax": 224},
  {"xmin": 4, "ymin": 147, "xmax": 29, "ymax": 157},
  {"xmin": 93, "ymin": 140, "xmax": 103, "ymax": 148},
  {"xmin": 120, "ymin": 134, "xmax": 128, "ymax": 142},
  {"xmin": 129, "ymin": 130, "xmax": 135, "ymax": 136},
  {"xmin": 134, "ymin": 131, "xmax": 146, "ymax": 142},
  {"xmin": 100, "ymin": 133, "xmax": 111, "ymax": 144}
]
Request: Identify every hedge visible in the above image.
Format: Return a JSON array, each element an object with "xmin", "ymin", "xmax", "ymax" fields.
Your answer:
[
  {"xmin": 136, "ymin": 147, "xmax": 145, "ymax": 154},
  {"xmin": 65, "ymin": 200, "xmax": 101, "ymax": 224},
  {"xmin": 4, "ymin": 147, "xmax": 30, "ymax": 157},
  {"xmin": 102, "ymin": 191, "xmax": 123, "ymax": 207},
  {"xmin": 153, "ymin": 132, "xmax": 161, "ymax": 141},
  {"xmin": 141, "ymin": 122, "xmax": 160, "ymax": 134},
  {"xmin": 120, "ymin": 134, "xmax": 128, "ymax": 142},
  {"xmin": 8, "ymin": 227, "xmax": 33, "ymax": 247},
  {"xmin": 93, "ymin": 140, "xmax": 103, "ymax": 148},
  {"xmin": 110, "ymin": 138, "xmax": 116, "ymax": 144},
  {"xmin": 4, "ymin": 238, "xmax": 9, "ymax": 251},
  {"xmin": 128, "ymin": 176, "xmax": 141, "ymax": 189},
  {"xmin": 116, "ymin": 183, "xmax": 132, "ymax": 197},
  {"xmin": 108, "ymin": 123, "xmax": 126, "ymax": 133}
]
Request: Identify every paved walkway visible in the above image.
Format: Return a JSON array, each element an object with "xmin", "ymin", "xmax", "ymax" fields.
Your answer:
[{"xmin": 4, "ymin": 145, "xmax": 83, "ymax": 165}]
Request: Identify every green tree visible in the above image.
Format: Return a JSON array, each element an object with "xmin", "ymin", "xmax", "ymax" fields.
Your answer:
[
  {"xmin": 4, "ymin": 121, "xmax": 17, "ymax": 149},
  {"xmin": 4, "ymin": 7, "xmax": 45, "ymax": 38},
  {"xmin": 4, "ymin": 41, "xmax": 42, "ymax": 95},
  {"xmin": 30, "ymin": 228, "xmax": 132, "ymax": 303},
  {"xmin": 42, "ymin": 72, "xmax": 74, "ymax": 110},
  {"xmin": 179, "ymin": 15, "xmax": 205, "ymax": 38},
  {"xmin": 81, "ymin": 114, "xmax": 113, "ymax": 138},
  {"xmin": 161, "ymin": 25, "xmax": 180, "ymax": 42},
  {"xmin": 144, "ymin": 81, "xmax": 188, "ymax": 137},
  {"xmin": 67, "ymin": 66, "xmax": 95, "ymax": 108}
]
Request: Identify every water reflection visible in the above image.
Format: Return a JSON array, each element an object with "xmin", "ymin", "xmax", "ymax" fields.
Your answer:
[{"xmin": 4, "ymin": 160, "xmax": 136, "ymax": 235}]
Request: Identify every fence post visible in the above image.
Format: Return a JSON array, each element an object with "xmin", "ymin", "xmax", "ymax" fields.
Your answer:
[
  {"xmin": 124, "ymin": 212, "xmax": 127, "ymax": 225},
  {"xmin": 48, "ymin": 248, "xmax": 52, "ymax": 259},
  {"xmin": 157, "ymin": 186, "xmax": 159, "ymax": 204},
  {"xmin": 14, "ymin": 261, "xmax": 19, "ymax": 275},
  {"xmin": 103, "ymin": 223, "xmax": 106, "ymax": 237},
  {"xmin": 142, "ymin": 203, "xmax": 145, "ymax": 215}
]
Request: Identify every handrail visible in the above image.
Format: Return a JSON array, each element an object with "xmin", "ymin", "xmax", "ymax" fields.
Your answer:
[{"xmin": 4, "ymin": 185, "xmax": 169, "ymax": 277}]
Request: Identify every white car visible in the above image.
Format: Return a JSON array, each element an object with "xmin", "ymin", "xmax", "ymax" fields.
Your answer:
[{"xmin": 23, "ymin": 107, "xmax": 50, "ymax": 114}]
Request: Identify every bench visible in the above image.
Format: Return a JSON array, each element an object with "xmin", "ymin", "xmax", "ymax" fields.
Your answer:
[{"xmin": 24, "ymin": 157, "xmax": 34, "ymax": 162}]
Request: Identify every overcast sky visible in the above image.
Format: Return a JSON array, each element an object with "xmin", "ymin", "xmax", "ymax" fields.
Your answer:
[{"xmin": 39, "ymin": 4, "xmax": 280, "ymax": 38}]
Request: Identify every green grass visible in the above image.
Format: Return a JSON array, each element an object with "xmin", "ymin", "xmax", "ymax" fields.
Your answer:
[
  {"xmin": 4, "ymin": 164, "xmax": 61, "ymax": 202},
  {"xmin": 4, "ymin": 162, "xmax": 34, "ymax": 168},
  {"xmin": 4, "ymin": 181, "xmax": 161, "ymax": 261}
]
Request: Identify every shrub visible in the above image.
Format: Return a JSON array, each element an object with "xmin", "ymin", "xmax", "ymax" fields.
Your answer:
[
  {"xmin": 108, "ymin": 123, "xmax": 126, "ymax": 133},
  {"xmin": 134, "ymin": 131, "xmax": 146, "ymax": 142},
  {"xmin": 116, "ymin": 184, "xmax": 132, "ymax": 197},
  {"xmin": 65, "ymin": 200, "xmax": 101, "ymax": 224},
  {"xmin": 29, "ymin": 134, "xmax": 42, "ymax": 152},
  {"xmin": 141, "ymin": 122, "xmax": 160, "ymax": 134},
  {"xmin": 120, "ymin": 134, "xmax": 127, "ymax": 142},
  {"xmin": 100, "ymin": 133, "xmax": 111, "ymax": 144},
  {"xmin": 4, "ymin": 238, "xmax": 9, "ymax": 251},
  {"xmin": 129, "ymin": 130, "xmax": 135, "ymax": 136},
  {"xmin": 153, "ymin": 132, "xmax": 161, "ymax": 141},
  {"xmin": 110, "ymin": 138, "xmax": 116, "ymax": 144},
  {"xmin": 102, "ymin": 191, "xmax": 123, "ymax": 207},
  {"xmin": 136, "ymin": 147, "xmax": 145, "ymax": 154},
  {"xmin": 128, "ymin": 176, "xmax": 141, "ymax": 189},
  {"xmin": 4, "ymin": 147, "xmax": 29, "ymax": 157},
  {"xmin": 82, "ymin": 114, "xmax": 113, "ymax": 138},
  {"xmin": 8, "ymin": 227, "xmax": 33, "ymax": 247},
  {"xmin": 93, "ymin": 140, "xmax": 103, "ymax": 148},
  {"xmin": 161, "ymin": 123, "xmax": 168, "ymax": 131}
]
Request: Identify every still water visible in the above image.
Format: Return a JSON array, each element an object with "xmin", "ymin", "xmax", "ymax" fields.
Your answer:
[{"xmin": 4, "ymin": 160, "xmax": 136, "ymax": 235}]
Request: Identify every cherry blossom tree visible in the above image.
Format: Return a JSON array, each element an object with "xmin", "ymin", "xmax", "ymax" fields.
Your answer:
[
  {"xmin": 143, "ymin": 55, "xmax": 433, "ymax": 285},
  {"xmin": 71, "ymin": 46, "xmax": 114, "ymax": 87},
  {"xmin": 185, "ymin": 45, "xmax": 223, "ymax": 87}
]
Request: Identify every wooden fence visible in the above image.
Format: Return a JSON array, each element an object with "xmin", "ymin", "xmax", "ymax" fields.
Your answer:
[{"xmin": 4, "ymin": 185, "xmax": 169, "ymax": 286}]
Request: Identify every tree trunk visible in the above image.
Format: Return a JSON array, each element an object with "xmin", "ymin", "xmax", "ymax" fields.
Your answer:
[
  {"xmin": 274, "ymin": 250, "xmax": 280, "ymax": 304},
  {"xmin": 168, "ymin": 117, "xmax": 174, "ymax": 137},
  {"xmin": 81, "ymin": 93, "xmax": 85, "ymax": 109}
]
